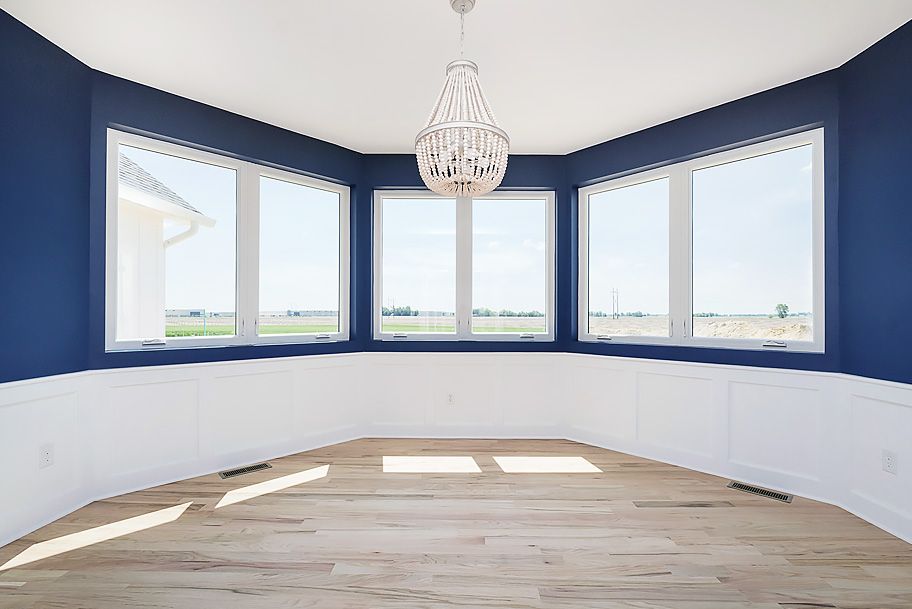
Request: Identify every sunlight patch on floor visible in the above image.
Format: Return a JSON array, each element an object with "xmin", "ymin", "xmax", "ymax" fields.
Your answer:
[
  {"xmin": 382, "ymin": 456, "xmax": 481, "ymax": 473},
  {"xmin": 493, "ymin": 456, "xmax": 602, "ymax": 473},
  {"xmin": 0, "ymin": 502, "xmax": 193, "ymax": 571},
  {"xmin": 215, "ymin": 464, "xmax": 329, "ymax": 508}
]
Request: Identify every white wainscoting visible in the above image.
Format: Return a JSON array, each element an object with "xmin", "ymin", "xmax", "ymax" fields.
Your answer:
[{"xmin": 1, "ymin": 352, "xmax": 910, "ymax": 549}]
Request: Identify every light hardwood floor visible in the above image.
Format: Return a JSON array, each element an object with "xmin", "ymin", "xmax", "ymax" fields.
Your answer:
[{"xmin": 1, "ymin": 438, "xmax": 910, "ymax": 608}]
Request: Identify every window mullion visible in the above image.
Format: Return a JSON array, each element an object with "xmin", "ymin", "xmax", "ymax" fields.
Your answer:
[
  {"xmin": 238, "ymin": 162, "xmax": 260, "ymax": 343},
  {"xmin": 681, "ymin": 165, "xmax": 694, "ymax": 343},
  {"xmin": 372, "ymin": 192, "xmax": 383, "ymax": 340},
  {"xmin": 455, "ymin": 195, "xmax": 473, "ymax": 339},
  {"xmin": 669, "ymin": 165, "xmax": 691, "ymax": 344},
  {"xmin": 578, "ymin": 190, "xmax": 589, "ymax": 340}
]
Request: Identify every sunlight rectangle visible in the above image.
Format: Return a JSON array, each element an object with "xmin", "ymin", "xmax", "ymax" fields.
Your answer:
[
  {"xmin": 382, "ymin": 456, "xmax": 481, "ymax": 473},
  {"xmin": 0, "ymin": 502, "xmax": 192, "ymax": 571},
  {"xmin": 493, "ymin": 456, "xmax": 602, "ymax": 473},
  {"xmin": 215, "ymin": 464, "xmax": 329, "ymax": 508}
]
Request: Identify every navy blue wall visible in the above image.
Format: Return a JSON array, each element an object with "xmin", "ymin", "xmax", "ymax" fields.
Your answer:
[
  {"xmin": 4, "ymin": 9, "xmax": 912, "ymax": 385},
  {"xmin": 0, "ymin": 11, "xmax": 91, "ymax": 383},
  {"xmin": 839, "ymin": 21, "xmax": 912, "ymax": 385},
  {"xmin": 566, "ymin": 72, "xmax": 842, "ymax": 373}
]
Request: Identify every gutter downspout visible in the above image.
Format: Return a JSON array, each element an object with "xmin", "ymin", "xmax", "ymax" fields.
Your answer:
[{"xmin": 163, "ymin": 221, "xmax": 200, "ymax": 249}]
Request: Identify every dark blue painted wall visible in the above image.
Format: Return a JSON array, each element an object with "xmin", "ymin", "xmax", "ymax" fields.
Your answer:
[
  {"xmin": 0, "ymin": 11, "xmax": 91, "ymax": 383},
  {"xmin": 4, "ymin": 8, "xmax": 912, "ymax": 385},
  {"xmin": 839, "ymin": 21, "xmax": 912, "ymax": 385},
  {"xmin": 566, "ymin": 72, "xmax": 842, "ymax": 373}
]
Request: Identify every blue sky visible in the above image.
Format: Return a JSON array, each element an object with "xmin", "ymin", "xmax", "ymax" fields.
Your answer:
[
  {"xmin": 122, "ymin": 146, "xmax": 340, "ymax": 314},
  {"xmin": 259, "ymin": 176, "xmax": 339, "ymax": 312},
  {"xmin": 380, "ymin": 197, "xmax": 548, "ymax": 314},
  {"xmin": 381, "ymin": 198, "xmax": 456, "ymax": 313},
  {"xmin": 123, "ymin": 142, "xmax": 813, "ymax": 319},
  {"xmin": 588, "ymin": 144, "xmax": 814, "ymax": 316},
  {"xmin": 589, "ymin": 177, "xmax": 669, "ymax": 316}
]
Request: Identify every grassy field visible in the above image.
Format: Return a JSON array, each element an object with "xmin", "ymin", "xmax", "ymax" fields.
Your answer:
[
  {"xmin": 588, "ymin": 315, "xmax": 812, "ymax": 340},
  {"xmin": 166, "ymin": 314, "xmax": 809, "ymax": 340},
  {"xmin": 165, "ymin": 316, "xmax": 338, "ymax": 337},
  {"xmin": 380, "ymin": 316, "xmax": 546, "ymax": 334}
]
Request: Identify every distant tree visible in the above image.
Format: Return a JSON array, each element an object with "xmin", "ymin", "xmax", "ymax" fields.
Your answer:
[
  {"xmin": 382, "ymin": 305, "xmax": 418, "ymax": 317},
  {"xmin": 775, "ymin": 303, "xmax": 790, "ymax": 319}
]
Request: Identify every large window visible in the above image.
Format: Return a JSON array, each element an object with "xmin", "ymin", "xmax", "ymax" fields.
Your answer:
[
  {"xmin": 106, "ymin": 129, "xmax": 349, "ymax": 351},
  {"xmin": 579, "ymin": 129, "xmax": 824, "ymax": 352},
  {"xmin": 374, "ymin": 191, "xmax": 554, "ymax": 341}
]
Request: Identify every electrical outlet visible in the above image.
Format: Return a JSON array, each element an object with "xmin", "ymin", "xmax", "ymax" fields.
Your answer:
[
  {"xmin": 446, "ymin": 393, "xmax": 457, "ymax": 406},
  {"xmin": 39, "ymin": 443, "xmax": 54, "ymax": 469},
  {"xmin": 882, "ymin": 449, "xmax": 898, "ymax": 475}
]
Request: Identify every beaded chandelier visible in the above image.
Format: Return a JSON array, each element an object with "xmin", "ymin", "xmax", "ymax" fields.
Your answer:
[{"xmin": 416, "ymin": 0, "xmax": 509, "ymax": 197}]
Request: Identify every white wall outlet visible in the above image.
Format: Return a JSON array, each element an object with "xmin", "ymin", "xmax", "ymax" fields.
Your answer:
[
  {"xmin": 446, "ymin": 393, "xmax": 456, "ymax": 406},
  {"xmin": 882, "ymin": 449, "xmax": 898, "ymax": 475},
  {"xmin": 39, "ymin": 443, "xmax": 55, "ymax": 469}
]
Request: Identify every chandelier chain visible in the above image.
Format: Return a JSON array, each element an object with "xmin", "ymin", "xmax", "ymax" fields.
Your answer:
[{"xmin": 460, "ymin": 10, "xmax": 465, "ymax": 57}]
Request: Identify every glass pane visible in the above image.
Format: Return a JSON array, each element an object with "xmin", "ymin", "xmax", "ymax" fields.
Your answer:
[
  {"xmin": 587, "ymin": 178, "xmax": 669, "ymax": 337},
  {"xmin": 472, "ymin": 198, "xmax": 548, "ymax": 333},
  {"xmin": 381, "ymin": 197, "xmax": 456, "ymax": 334},
  {"xmin": 259, "ymin": 176, "xmax": 341, "ymax": 335},
  {"xmin": 116, "ymin": 145, "xmax": 236, "ymax": 340},
  {"xmin": 692, "ymin": 144, "xmax": 814, "ymax": 341}
]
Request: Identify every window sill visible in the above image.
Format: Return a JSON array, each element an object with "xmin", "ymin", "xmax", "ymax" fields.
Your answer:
[
  {"xmin": 105, "ymin": 337, "xmax": 351, "ymax": 353},
  {"xmin": 577, "ymin": 335, "xmax": 824, "ymax": 354}
]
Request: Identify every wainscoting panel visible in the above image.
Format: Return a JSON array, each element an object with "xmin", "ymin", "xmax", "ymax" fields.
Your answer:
[
  {"xmin": 849, "ymin": 393, "xmax": 912, "ymax": 524},
  {"xmin": 636, "ymin": 372, "xmax": 715, "ymax": 460},
  {"xmin": 727, "ymin": 381, "xmax": 822, "ymax": 481},
  {"xmin": 0, "ymin": 377, "xmax": 86, "ymax": 549},
  {"xmin": 96, "ymin": 378, "xmax": 199, "ymax": 478},
  {"xmin": 569, "ymin": 365, "xmax": 637, "ymax": 441},
  {"xmin": 1, "ymin": 352, "xmax": 911, "ymax": 549},
  {"xmin": 204, "ymin": 369, "xmax": 295, "ymax": 456}
]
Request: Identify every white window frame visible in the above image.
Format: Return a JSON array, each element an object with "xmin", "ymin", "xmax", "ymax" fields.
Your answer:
[
  {"xmin": 373, "ymin": 190, "xmax": 555, "ymax": 342},
  {"xmin": 105, "ymin": 129, "xmax": 350, "ymax": 352},
  {"xmin": 578, "ymin": 128, "xmax": 825, "ymax": 353}
]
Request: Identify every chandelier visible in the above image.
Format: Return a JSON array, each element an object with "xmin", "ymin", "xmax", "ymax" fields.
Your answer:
[{"xmin": 416, "ymin": 0, "xmax": 509, "ymax": 197}]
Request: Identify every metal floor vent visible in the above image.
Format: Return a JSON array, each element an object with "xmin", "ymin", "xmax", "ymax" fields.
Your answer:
[
  {"xmin": 219, "ymin": 462, "xmax": 272, "ymax": 479},
  {"xmin": 728, "ymin": 480, "xmax": 793, "ymax": 503}
]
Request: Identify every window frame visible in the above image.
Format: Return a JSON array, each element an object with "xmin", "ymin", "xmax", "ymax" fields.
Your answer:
[
  {"xmin": 578, "ymin": 128, "xmax": 825, "ymax": 353},
  {"xmin": 105, "ymin": 128, "xmax": 350, "ymax": 352},
  {"xmin": 373, "ymin": 189, "xmax": 555, "ymax": 342}
]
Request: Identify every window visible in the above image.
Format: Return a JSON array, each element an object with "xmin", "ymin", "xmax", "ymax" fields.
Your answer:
[
  {"xmin": 585, "ymin": 174, "xmax": 669, "ymax": 340},
  {"xmin": 379, "ymin": 196, "xmax": 457, "ymax": 334},
  {"xmin": 258, "ymin": 173, "xmax": 345, "ymax": 337},
  {"xmin": 106, "ymin": 129, "xmax": 349, "ymax": 351},
  {"xmin": 472, "ymin": 195, "xmax": 550, "ymax": 334},
  {"xmin": 579, "ymin": 129, "xmax": 824, "ymax": 352},
  {"xmin": 374, "ymin": 191, "xmax": 554, "ymax": 340}
]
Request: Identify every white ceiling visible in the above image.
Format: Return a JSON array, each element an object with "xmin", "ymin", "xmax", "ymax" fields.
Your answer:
[{"xmin": 3, "ymin": 1, "xmax": 911, "ymax": 154}]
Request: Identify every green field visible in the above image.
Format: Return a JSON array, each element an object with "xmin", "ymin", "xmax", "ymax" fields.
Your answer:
[
  {"xmin": 165, "ymin": 314, "xmax": 546, "ymax": 337},
  {"xmin": 381, "ymin": 316, "xmax": 545, "ymax": 334},
  {"xmin": 166, "ymin": 325, "xmax": 339, "ymax": 337},
  {"xmin": 166, "ymin": 315, "xmax": 339, "ymax": 338}
]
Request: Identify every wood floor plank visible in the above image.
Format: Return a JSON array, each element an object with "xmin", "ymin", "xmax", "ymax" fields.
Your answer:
[{"xmin": 0, "ymin": 438, "xmax": 910, "ymax": 608}]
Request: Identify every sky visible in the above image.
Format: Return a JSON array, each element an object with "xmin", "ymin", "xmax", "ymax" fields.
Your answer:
[
  {"xmin": 121, "ymin": 141, "xmax": 814, "ymax": 320},
  {"xmin": 381, "ymin": 198, "xmax": 456, "ymax": 313},
  {"xmin": 380, "ymin": 197, "xmax": 548, "ymax": 314},
  {"xmin": 121, "ymin": 146, "xmax": 340, "ymax": 314},
  {"xmin": 588, "ymin": 144, "xmax": 814, "ymax": 316}
]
